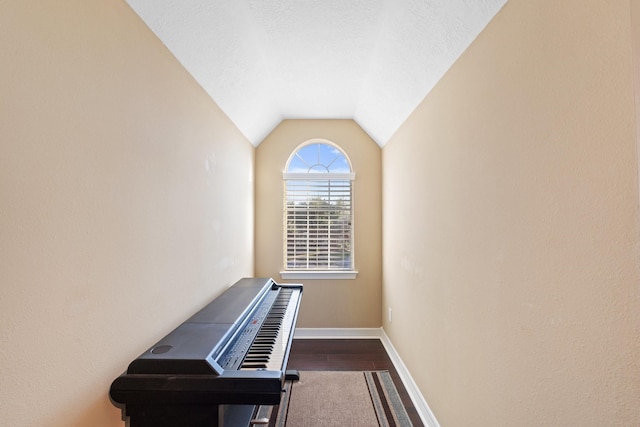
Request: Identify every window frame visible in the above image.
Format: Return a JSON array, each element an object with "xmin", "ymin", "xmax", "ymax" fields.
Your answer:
[{"xmin": 280, "ymin": 140, "xmax": 358, "ymax": 280}]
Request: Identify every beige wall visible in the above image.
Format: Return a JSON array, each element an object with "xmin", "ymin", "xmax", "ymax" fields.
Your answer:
[
  {"xmin": 634, "ymin": 0, "xmax": 640, "ymax": 194},
  {"xmin": 382, "ymin": 0, "xmax": 640, "ymax": 426},
  {"xmin": 0, "ymin": 2, "xmax": 254, "ymax": 426},
  {"xmin": 255, "ymin": 120, "xmax": 382, "ymax": 327}
]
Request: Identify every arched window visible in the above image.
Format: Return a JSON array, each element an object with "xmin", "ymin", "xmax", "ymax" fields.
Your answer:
[{"xmin": 283, "ymin": 140, "xmax": 355, "ymax": 275}]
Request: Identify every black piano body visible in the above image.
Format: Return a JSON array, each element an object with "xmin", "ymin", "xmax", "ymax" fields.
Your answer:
[{"xmin": 110, "ymin": 277, "xmax": 303, "ymax": 427}]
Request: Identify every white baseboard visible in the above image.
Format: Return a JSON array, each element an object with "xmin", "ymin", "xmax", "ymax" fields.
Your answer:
[
  {"xmin": 293, "ymin": 328, "xmax": 440, "ymax": 427},
  {"xmin": 294, "ymin": 327, "xmax": 382, "ymax": 339}
]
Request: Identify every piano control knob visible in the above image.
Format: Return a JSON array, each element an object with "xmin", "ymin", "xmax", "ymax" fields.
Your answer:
[{"xmin": 151, "ymin": 345, "xmax": 172, "ymax": 354}]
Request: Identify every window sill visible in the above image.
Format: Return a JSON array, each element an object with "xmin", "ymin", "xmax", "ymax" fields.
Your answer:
[{"xmin": 280, "ymin": 271, "xmax": 358, "ymax": 280}]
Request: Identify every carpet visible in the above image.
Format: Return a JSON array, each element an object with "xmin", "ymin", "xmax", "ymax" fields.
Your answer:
[{"xmin": 259, "ymin": 371, "xmax": 413, "ymax": 427}]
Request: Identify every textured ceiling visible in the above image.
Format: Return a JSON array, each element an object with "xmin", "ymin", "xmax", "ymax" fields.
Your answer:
[{"xmin": 126, "ymin": 0, "xmax": 507, "ymax": 146}]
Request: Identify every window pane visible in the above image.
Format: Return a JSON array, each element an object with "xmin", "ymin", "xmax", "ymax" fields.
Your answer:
[
  {"xmin": 284, "ymin": 142, "xmax": 353, "ymax": 271},
  {"xmin": 286, "ymin": 143, "xmax": 351, "ymax": 174}
]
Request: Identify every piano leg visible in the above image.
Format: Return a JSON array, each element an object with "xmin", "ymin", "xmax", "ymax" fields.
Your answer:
[
  {"xmin": 125, "ymin": 404, "xmax": 260, "ymax": 427},
  {"xmin": 126, "ymin": 404, "xmax": 220, "ymax": 427},
  {"xmin": 220, "ymin": 404, "xmax": 256, "ymax": 426}
]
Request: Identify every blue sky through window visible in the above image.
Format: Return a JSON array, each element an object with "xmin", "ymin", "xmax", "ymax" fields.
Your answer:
[{"xmin": 287, "ymin": 143, "xmax": 350, "ymax": 174}]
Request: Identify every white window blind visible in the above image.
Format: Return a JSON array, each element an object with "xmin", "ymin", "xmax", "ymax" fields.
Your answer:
[{"xmin": 284, "ymin": 175, "xmax": 353, "ymax": 270}]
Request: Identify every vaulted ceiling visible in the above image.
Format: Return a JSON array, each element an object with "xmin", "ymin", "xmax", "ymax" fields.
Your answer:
[{"xmin": 126, "ymin": 0, "xmax": 507, "ymax": 147}]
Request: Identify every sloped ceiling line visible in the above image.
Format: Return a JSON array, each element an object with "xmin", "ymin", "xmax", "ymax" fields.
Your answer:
[{"xmin": 126, "ymin": 0, "xmax": 507, "ymax": 146}]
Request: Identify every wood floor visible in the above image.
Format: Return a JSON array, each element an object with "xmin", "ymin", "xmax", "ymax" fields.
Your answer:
[{"xmin": 286, "ymin": 338, "xmax": 424, "ymax": 426}]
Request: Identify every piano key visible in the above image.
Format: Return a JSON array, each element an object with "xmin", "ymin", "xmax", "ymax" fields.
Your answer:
[{"xmin": 239, "ymin": 288, "xmax": 300, "ymax": 372}]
